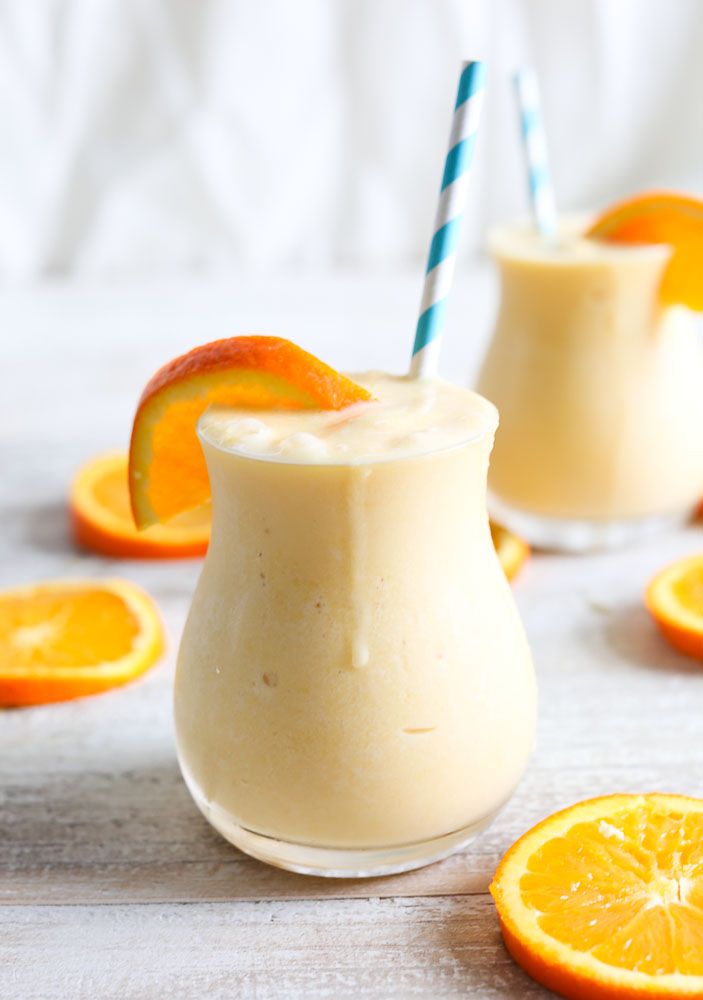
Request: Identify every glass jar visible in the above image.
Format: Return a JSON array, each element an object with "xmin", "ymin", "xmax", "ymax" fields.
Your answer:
[
  {"xmin": 175, "ymin": 403, "xmax": 536, "ymax": 876},
  {"xmin": 478, "ymin": 223, "xmax": 703, "ymax": 551}
]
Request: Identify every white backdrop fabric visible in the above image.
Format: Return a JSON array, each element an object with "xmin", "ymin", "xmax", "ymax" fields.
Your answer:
[{"xmin": 1, "ymin": 0, "xmax": 701, "ymax": 279}]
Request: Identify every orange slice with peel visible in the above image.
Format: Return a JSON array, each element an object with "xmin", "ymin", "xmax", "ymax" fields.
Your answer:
[
  {"xmin": 71, "ymin": 452, "xmax": 210, "ymax": 559},
  {"xmin": 586, "ymin": 191, "xmax": 703, "ymax": 310},
  {"xmin": 490, "ymin": 521, "xmax": 530, "ymax": 581},
  {"xmin": 491, "ymin": 793, "xmax": 703, "ymax": 999},
  {"xmin": 645, "ymin": 555, "xmax": 703, "ymax": 659},
  {"xmin": 129, "ymin": 336, "xmax": 372, "ymax": 528},
  {"xmin": 0, "ymin": 578, "xmax": 164, "ymax": 706}
]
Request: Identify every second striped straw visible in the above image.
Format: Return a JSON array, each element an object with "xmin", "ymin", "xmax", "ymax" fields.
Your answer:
[
  {"xmin": 410, "ymin": 60, "xmax": 486, "ymax": 379},
  {"xmin": 514, "ymin": 67, "xmax": 557, "ymax": 239}
]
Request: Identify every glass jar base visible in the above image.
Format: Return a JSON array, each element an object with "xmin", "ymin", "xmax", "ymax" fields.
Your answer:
[
  {"xmin": 181, "ymin": 762, "xmax": 502, "ymax": 877},
  {"xmin": 489, "ymin": 494, "xmax": 694, "ymax": 553}
]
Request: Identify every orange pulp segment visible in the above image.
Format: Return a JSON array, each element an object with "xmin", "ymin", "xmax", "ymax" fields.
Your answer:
[
  {"xmin": 490, "ymin": 521, "xmax": 530, "ymax": 581},
  {"xmin": 71, "ymin": 452, "xmax": 210, "ymax": 559},
  {"xmin": 645, "ymin": 555, "xmax": 703, "ymax": 659},
  {"xmin": 0, "ymin": 578, "xmax": 164, "ymax": 705},
  {"xmin": 491, "ymin": 793, "xmax": 703, "ymax": 999},
  {"xmin": 586, "ymin": 192, "xmax": 703, "ymax": 310},
  {"xmin": 129, "ymin": 336, "xmax": 372, "ymax": 528}
]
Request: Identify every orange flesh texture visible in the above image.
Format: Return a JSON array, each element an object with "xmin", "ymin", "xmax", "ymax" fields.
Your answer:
[
  {"xmin": 129, "ymin": 337, "xmax": 373, "ymax": 528},
  {"xmin": 71, "ymin": 453, "xmax": 210, "ymax": 558},
  {"xmin": 93, "ymin": 463, "xmax": 144, "ymax": 521},
  {"xmin": 490, "ymin": 522, "xmax": 529, "ymax": 581},
  {"xmin": 0, "ymin": 582, "xmax": 164, "ymax": 706},
  {"xmin": 670, "ymin": 563, "xmax": 703, "ymax": 619},
  {"xmin": 646, "ymin": 559, "xmax": 703, "ymax": 659},
  {"xmin": 90, "ymin": 462, "xmax": 209, "ymax": 533},
  {"xmin": 490, "ymin": 795, "xmax": 703, "ymax": 1000},
  {"xmin": 0, "ymin": 589, "xmax": 140, "ymax": 667},
  {"xmin": 586, "ymin": 192, "xmax": 703, "ymax": 310},
  {"xmin": 518, "ymin": 804, "xmax": 703, "ymax": 976}
]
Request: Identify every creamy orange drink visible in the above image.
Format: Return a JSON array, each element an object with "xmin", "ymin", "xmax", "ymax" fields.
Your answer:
[
  {"xmin": 478, "ymin": 203, "xmax": 703, "ymax": 550},
  {"xmin": 171, "ymin": 371, "xmax": 535, "ymax": 875},
  {"xmin": 127, "ymin": 64, "xmax": 520, "ymax": 874}
]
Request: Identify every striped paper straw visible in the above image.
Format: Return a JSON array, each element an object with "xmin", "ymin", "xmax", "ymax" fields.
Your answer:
[
  {"xmin": 410, "ymin": 60, "xmax": 486, "ymax": 379},
  {"xmin": 514, "ymin": 67, "xmax": 557, "ymax": 238}
]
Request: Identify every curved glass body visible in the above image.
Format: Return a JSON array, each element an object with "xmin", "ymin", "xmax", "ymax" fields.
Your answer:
[
  {"xmin": 175, "ymin": 417, "xmax": 536, "ymax": 876},
  {"xmin": 478, "ymin": 224, "xmax": 703, "ymax": 550}
]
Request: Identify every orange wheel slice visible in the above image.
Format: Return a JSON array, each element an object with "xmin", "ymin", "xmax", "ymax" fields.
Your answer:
[
  {"xmin": 586, "ymin": 192, "xmax": 703, "ymax": 310},
  {"xmin": 71, "ymin": 452, "xmax": 210, "ymax": 559},
  {"xmin": 491, "ymin": 521, "xmax": 530, "ymax": 581},
  {"xmin": 0, "ymin": 579, "xmax": 164, "ymax": 706},
  {"xmin": 645, "ymin": 555, "xmax": 703, "ymax": 659},
  {"xmin": 491, "ymin": 793, "xmax": 703, "ymax": 999},
  {"xmin": 129, "ymin": 336, "xmax": 372, "ymax": 528}
]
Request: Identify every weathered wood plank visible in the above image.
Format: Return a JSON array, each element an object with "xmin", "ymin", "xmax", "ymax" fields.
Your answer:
[
  {"xmin": 3, "ymin": 563, "xmax": 703, "ymax": 905},
  {"xmin": 0, "ymin": 896, "xmax": 551, "ymax": 1000},
  {"xmin": 3, "ymin": 516, "xmax": 703, "ymax": 906},
  {"xmin": 2, "ymin": 277, "xmax": 703, "ymax": 998}
]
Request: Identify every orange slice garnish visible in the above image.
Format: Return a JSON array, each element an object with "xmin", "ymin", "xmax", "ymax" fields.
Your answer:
[
  {"xmin": 129, "ymin": 336, "xmax": 372, "ymax": 528},
  {"xmin": 586, "ymin": 191, "xmax": 703, "ymax": 310},
  {"xmin": 491, "ymin": 793, "xmax": 703, "ymax": 999},
  {"xmin": 490, "ymin": 521, "xmax": 530, "ymax": 581},
  {"xmin": 0, "ymin": 579, "xmax": 164, "ymax": 706},
  {"xmin": 645, "ymin": 555, "xmax": 703, "ymax": 659},
  {"xmin": 71, "ymin": 452, "xmax": 210, "ymax": 559}
]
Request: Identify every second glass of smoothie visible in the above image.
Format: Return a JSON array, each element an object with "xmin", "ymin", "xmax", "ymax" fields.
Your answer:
[
  {"xmin": 478, "ymin": 222, "xmax": 703, "ymax": 550},
  {"xmin": 175, "ymin": 374, "xmax": 536, "ymax": 876}
]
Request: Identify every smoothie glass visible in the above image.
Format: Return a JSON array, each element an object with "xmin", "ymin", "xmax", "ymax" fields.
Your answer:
[
  {"xmin": 175, "ymin": 382, "xmax": 536, "ymax": 876},
  {"xmin": 478, "ymin": 223, "xmax": 703, "ymax": 551}
]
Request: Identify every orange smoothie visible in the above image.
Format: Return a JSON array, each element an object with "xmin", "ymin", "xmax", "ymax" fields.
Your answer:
[
  {"xmin": 175, "ymin": 374, "xmax": 536, "ymax": 875},
  {"xmin": 478, "ymin": 224, "xmax": 703, "ymax": 548}
]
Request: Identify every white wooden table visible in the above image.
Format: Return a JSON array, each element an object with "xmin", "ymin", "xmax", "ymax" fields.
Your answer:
[{"xmin": 2, "ymin": 272, "xmax": 703, "ymax": 999}]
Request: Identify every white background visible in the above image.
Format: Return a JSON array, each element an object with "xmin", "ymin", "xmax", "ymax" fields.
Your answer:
[{"xmin": 1, "ymin": 0, "xmax": 702, "ymax": 280}]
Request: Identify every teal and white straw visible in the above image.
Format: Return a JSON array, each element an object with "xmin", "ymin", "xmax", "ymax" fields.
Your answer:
[
  {"xmin": 514, "ymin": 67, "xmax": 557, "ymax": 238},
  {"xmin": 410, "ymin": 60, "xmax": 486, "ymax": 379}
]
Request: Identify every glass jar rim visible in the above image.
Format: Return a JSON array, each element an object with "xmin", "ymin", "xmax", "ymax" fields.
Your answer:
[
  {"xmin": 488, "ymin": 215, "xmax": 673, "ymax": 268},
  {"xmin": 196, "ymin": 405, "xmax": 498, "ymax": 469}
]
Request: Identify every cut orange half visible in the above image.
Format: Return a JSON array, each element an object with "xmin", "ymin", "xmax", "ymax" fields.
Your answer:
[
  {"xmin": 491, "ymin": 793, "xmax": 703, "ymax": 999},
  {"xmin": 129, "ymin": 336, "xmax": 372, "ymax": 528},
  {"xmin": 645, "ymin": 555, "xmax": 703, "ymax": 659},
  {"xmin": 71, "ymin": 452, "xmax": 210, "ymax": 559},
  {"xmin": 586, "ymin": 192, "xmax": 703, "ymax": 310},
  {"xmin": 490, "ymin": 521, "xmax": 530, "ymax": 581},
  {"xmin": 0, "ymin": 579, "xmax": 164, "ymax": 706}
]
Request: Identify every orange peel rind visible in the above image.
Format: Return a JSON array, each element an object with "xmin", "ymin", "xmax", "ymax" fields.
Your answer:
[
  {"xmin": 129, "ymin": 336, "xmax": 372, "ymax": 528},
  {"xmin": 645, "ymin": 554, "xmax": 703, "ymax": 660},
  {"xmin": 586, "ymin": 191, "xmax": 703, "ymax": 310},
  {"xmin": 491, "ymin": 793, "xmax": 703, "ymax": 999}
]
